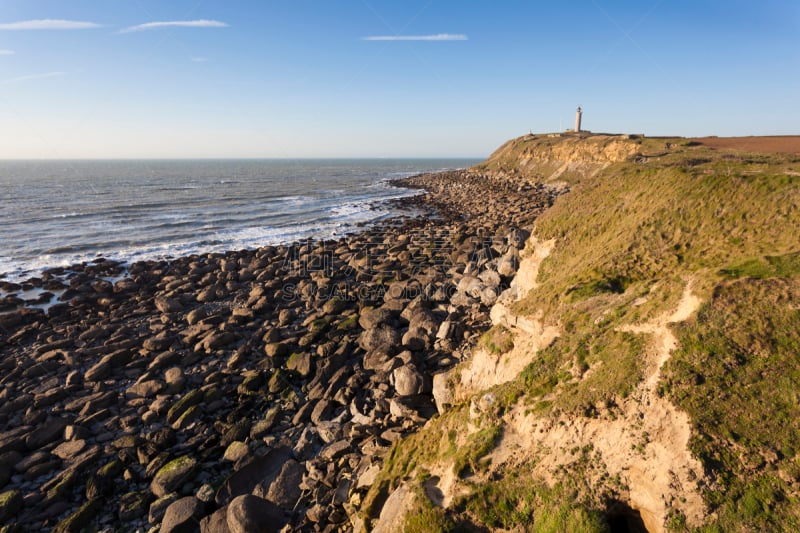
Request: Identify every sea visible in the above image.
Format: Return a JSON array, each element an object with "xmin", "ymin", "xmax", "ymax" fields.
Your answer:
[{"xmin": 0, "ymin": 159, "xmax": 478, "ymax": 283}]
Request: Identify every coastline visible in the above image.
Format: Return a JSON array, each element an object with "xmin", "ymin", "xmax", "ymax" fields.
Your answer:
[
  {"xmin": 0, "ymin": 158, "xmax": 478, "ymax": 286},
  {"xmin": 0, "ymin": 170, "xmax": 558, "ymax": 531}
]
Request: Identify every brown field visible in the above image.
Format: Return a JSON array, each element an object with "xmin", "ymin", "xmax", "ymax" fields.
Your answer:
[{"xmin": 690, "ymin": 135, "xmax": 800, "ymax": 155}]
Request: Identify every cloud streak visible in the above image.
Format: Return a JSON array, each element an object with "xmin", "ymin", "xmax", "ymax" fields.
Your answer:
[
  {"xmin": 2, "ymin": 71, "xmax": 66, "ymax": 85},
  {"xmin": 121, "ymin": 20, "xmax": 229, "ymax": 33},
  {"xmin": 362, "ymin": 33, "xmax": 468, "ymax": 42},
  {"xmin": 0, "ymin": 49, "xmax": 14, "ymax": 55},
  {"xmin": 0, "ymin": 19, "xmax": 102, "ymax": 30}
]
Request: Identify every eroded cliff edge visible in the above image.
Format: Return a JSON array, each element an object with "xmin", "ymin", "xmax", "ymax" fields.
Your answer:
[{"xmin": 363, "ymin": 134, "xmax": 800, "ymax": 533}]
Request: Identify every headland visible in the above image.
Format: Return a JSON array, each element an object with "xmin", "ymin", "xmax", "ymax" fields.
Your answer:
[{"xmin": 1, "ymin": 132, "xmax": 799, "ymax": 532}]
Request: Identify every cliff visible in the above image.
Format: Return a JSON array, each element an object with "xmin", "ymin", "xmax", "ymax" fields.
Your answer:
[
  {"xmin": 363, "ymin": 135, "xmax": 800, "ymax": 532},
  {"xmin": 472, "ymin": 133, "xmax": 641, "ymax": 183}
]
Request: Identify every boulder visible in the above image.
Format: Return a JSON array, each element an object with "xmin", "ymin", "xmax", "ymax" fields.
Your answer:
[
  {"xmin": 497, "ymin": 250, "xmax": 519, "ymax": 277},
  {"xmin": 155, "ymin": 297, "xmax": 184, "ymax": 314},
  {"xmin": 166, "ymin": 390, "xmax": 204, "ymax": 425},
  {"xmin": 118, "ymin": 491, "xmax": 149, "ymax": 521},
  {"xmin": 478, "ymin": 268, "xmax": 502, "ymax": 288},
  {"xmin": 358, "ymin": 324, "xmax": 401, "ymax": 353},
  {"xmin": 0, "ymin": 489, "xmax": 22, "ymax": 523},
  {"xmin": 164, "ymin": 367, "xmax": 186, "ymax": 394},
  {"xmin": 362, "ymin": 347, "xmax": 394, "ymax": 371},
  {"xmin": 226, "ymin": 495, "xmax": 286, "ymax": 533},
  {"xmin": 261, "ymin": 459, "xmax": 303, "ymax": 509},
  {"xmin": 393, "ymin": 364, "xmax": 425, "ymax": 396},
  {"xmin": 186, "ymin": 307, "xmax": 208, "ymax": 325},
  {"xmin": 151, "ymin": 456, "xmax": 197, "ymax": 498},
  {"xmin": 215, "ymin": 447, "xmax": 291, "ymax": 506},
  {"xmin": 52, "ymin": 500, "xmax": 100, "ymax": 533},
  {"xmin": 26, "ymin": 416, "xmax": 70, "ymax": 450},
  {"xmin": 126, "ymin": 379, "xmax": 164, "ymax": 399},
  {"xmin": 403, "ymin": 306, "xmax": 441, "ymax": 335},
  {"xmin": 286, "ymin": 352, "xmax": 313, "ymax": 378},
  {"xmin": 200, "ymin": 507, "xmax": 231, "ymax": 533},
  {"xmin": 161, "ymin": 496, "xmax": 204, "ymax": 533},
  {"xmin": 149, "ymin": 493, "xmax": 179, "ymax": 525},
  {"xmin": 358, "ymin": 307, "xmax": 395, "ymax": 330},
  {"xmin": 432, "ymin": 370, "xmax": 456, "ymax": 414},
  {"xmin": 401, "ymin": 327, "xmax": 429, "ymax": 351}
]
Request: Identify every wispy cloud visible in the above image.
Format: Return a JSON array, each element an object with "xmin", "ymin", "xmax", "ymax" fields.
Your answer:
[
  {"xmin": 0, "ymin": 19, "xmax": 102, "ymax": 30},
  {"xmin": 362, "ymin": 33, "xmax": 468, "ymax": 42},
  {"xmin": 0, "ymin": 49, "xmax": 14, "ymax": 55},
  {"xmin": 2, "ymin": 71, "xmax": 66, "ymax": 84},
  {"xmin": 190, "ymin": 57, "xmax": 208, "ymax": 63},
  {"xmin": 121, "ymin": 20, "xmax": 229, "ymax": 33}
]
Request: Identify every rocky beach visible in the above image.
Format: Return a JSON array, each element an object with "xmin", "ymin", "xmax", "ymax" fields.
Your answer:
[{"xmin": 0, "ymin": 170, "xmax": 557, "ymax": 532}]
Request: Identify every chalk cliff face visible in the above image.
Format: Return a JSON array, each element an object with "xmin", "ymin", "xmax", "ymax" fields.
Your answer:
[
  {"xmin": 473, "ymin": 133, "xmax": 641, "ymax": 183},
  {"xmin": 365, "ymin": 134, "xmax": 800, "ymax": 533}
]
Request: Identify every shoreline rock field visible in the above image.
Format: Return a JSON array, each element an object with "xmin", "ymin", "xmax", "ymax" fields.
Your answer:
[{"xmin": 0, "ymin": 170, "xmax": 557, "ymax": 532}]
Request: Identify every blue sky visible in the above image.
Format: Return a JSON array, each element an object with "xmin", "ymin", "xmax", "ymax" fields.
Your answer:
[{"xmin": 0, "ymin": 0, "xmax": 798, "ymax": 158}]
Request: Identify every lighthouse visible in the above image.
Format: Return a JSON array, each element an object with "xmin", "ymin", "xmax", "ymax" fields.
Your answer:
[{"xmin": 575, "ymin": 106, "xmax": 582, "ymax": 133}]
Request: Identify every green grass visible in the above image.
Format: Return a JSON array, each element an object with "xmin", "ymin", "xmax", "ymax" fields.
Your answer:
[
  {"xmin": 663, "ymin": 278, "xmax": 800, "ymax": 531},
  {"xmin": 521, "ymin": 150, "xmax": 800, "ymax": 314},
  {"xmin": 720, "ymin": 252, "xmax": 800, "ymax": 280},
  {"xmin": 499, "ymin": 140, "xmax": 800, "ymax": 529},
  {"xmin": 457, "ymin": 476, "xmax": 609, "ymax": 532},
  {"xmin": 478, "ymin": 325, "xmax": 515, "ymax": 355},
  {"xmin": 452, "ymin": 423, "xmax": 502, "ymax": 477},
  {"xmin": 400, "ymin": 470, "xmax": 610, "ymax": 532},
  {"xmin": 363, "ymin": 137, "xmax": 800, "ymax": 531},
  {"xmin": 403, "ymin": 491, "xmax": 458, "ymax": 533},
  {"xmin": 362, "ymin": 406, "xmax": 469, "ymax": 521}
]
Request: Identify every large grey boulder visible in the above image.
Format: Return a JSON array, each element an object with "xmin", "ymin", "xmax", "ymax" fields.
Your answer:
[
  {"xmin": 160, "ymin": 496, "xmax": 204, "ymax": 533},
  {"xmin": 358, "ymin": 307, "xmax": 396, "ymax": 330},
  {"xmin": 263, "ymin": 459, "xmax": 304, "ymax": 509},
  {"xmin": 358, "ymin": 324, "xmax": 401, "ymax": 353},
  {"xmin": 226, "ymin": 495, "xmax": 285, "ymax": 533},
  {"xmin": 393, "ymin": 364, "xmax": 425, "ymax": 396},
  {"xmin": 215, "ymin": 447, "xmax": 292, "ymax": 506}
]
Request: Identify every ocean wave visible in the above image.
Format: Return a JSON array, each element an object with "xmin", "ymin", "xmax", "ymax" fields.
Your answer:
[{"xmin": 0, "ymin": 159, "xmax": 476, "ymax": 283}]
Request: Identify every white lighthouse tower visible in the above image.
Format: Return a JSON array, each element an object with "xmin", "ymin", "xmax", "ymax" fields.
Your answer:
[{"xmin": 575, "ymin": 106, "xmax": 582, "ymax": 133}]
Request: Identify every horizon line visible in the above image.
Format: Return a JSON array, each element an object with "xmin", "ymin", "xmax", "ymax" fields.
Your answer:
[{"xmin": 0, "ymin": 156, "xmax": 487, "ymax": 162}]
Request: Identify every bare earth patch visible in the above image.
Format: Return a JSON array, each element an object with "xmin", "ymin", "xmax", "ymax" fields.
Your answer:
[{"xmin": 491, "ymin": 281, "xmax": 705, "ymax": 533}]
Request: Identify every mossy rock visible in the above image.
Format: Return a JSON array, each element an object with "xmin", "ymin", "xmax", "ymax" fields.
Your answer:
[
  {"xmin": 87, "ymin": 459, "xmax": 124, "ymax": 500},
  {"xmin": 46, "ymin": 469, "xmax": 79, "ymax": 501},
  {"xmin": 172, "ymin": 404, "xmax": 202, "ymax": 430},
  {"xmin": 286, "ymin": 352, "xmax": 313, "ymax": 378},
  {"xmin": 250, "ymin": 407, "xmax": 281, "ymax": 440},
  {"xmin": 52, "ymin": 500, "xmax": 101, "ymax": 533},
  {"xmin": 265, "ymin": 342, "xmax": 289, "ymax": 358},
  {"xmin": 237, "ymin": 372, "xmax": 264, "ymax": 395},
  {"xmin": 0, "ymin": 490, "xmax": 22, "ymax": 523},
  {"xmin": 323, "ymin": 298, "xmax": 347, "ymax": 315},
  {"xmin": 337, "ymin": 315, "xmax": 359, "ymax": 331},
  {"xmin": 118, "ymin": 491, "xmax": 150, "ymax": 521},
  {"xmin": 151, "ymin": 455, "xmax": 198, "ymax": 498},
  {"xmin": 268, "ymin": 369, "xmax": 289, "ymax": 394},
  {"xmin": 166, "ymin": 389, "xmax": 203, "ymax": 425}
]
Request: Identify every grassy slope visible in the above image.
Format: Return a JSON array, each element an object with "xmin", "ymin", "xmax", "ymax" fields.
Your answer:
[{"xmin": 364, "ymin": 136, "xmax": 800, "ymax": 532}]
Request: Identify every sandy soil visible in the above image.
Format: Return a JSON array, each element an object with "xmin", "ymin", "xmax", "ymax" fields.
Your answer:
[
  {"xmin": 690, "ymin": 136, "xmax": 800, "ymax": 155},
  {"xmin": 491, "ymin": 281, "xmax": 705, "ymax": 533}
]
